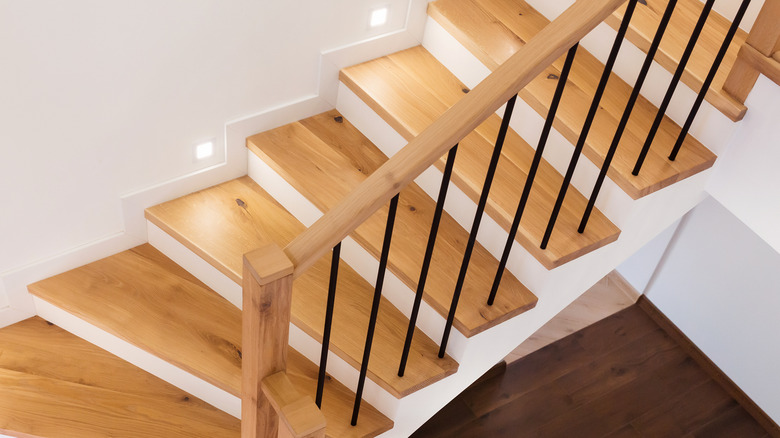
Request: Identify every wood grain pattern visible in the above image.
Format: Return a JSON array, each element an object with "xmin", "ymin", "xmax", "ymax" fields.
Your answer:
[
  {"xmin": 284, "ymin": 0, "xmax": 627, "ymax": 275},
  {"xmin": 27, "ymin": 244, "xmax": 392, "ymax": 438},
  {"xmin": 339, "ymin": 49, "xmax": 620, "ymax": 270},
  {"xmin": 744, "ymin": 0, "xmax": 780, "ymax": 56},
  {"xmin": 606, "ymin": 0, "xmax": 748, "ymax": 121},
  {"xmin": 429, "ymin": 0, "xmax": 717, "ymax": 200},
  {"xmin": 413, "ymin": 305, "xmax": 772, "ymax": 437},
  {"xmin": 248, "ymin": 110, "xmax": 537, "ymax": 336},
  {"xmin": 262, "ymin": 372, "xmax": 326, "ymax": 438},
  {"xmin": 737, "ymin": 43, "xmax": 780, "ymax": 86},
  {"xmin": 145, "ymin": 178, "xmax": 458, "ymax": 398},
  {"xmin": 0, "ymin": 317, "xmax": 240, "ymax": 438},
  {"xmin": 242, "ymin": 244, "xmax": 295, "ymax": 438}
]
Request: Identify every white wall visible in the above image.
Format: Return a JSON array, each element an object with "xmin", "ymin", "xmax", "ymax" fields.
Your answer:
[
  {"xmin": 0, "ymin": 0, "xmax": 414, "ymax": 309},
  {"xmin": 707, "ymin": 75, "xmax": 780, "ymax": 254},
  {"xmin": 645, "ymin": 196, "xmax": 780, "ymax": 423}
]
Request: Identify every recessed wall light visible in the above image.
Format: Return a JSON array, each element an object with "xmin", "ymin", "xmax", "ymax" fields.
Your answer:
[
  {"xmin": 195, "ymin": 140, "xmax": 214, "ymax": 160},
  {"xmin": 370, "ymin": 6, "xmax": 389, "ymax": 28}
]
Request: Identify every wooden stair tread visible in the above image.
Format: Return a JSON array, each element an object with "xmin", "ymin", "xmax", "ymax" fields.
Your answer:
[
  {"xmin": 428, "ymin": 0, "xmax": 718, "ymax": 199},
  {"xmin": 607, "ymin": 0, "xmax": 748, "ymax": 121},
  {"xmin": 0, "ymin": 317, "xmax": 240, "ymax": 438},
  {"xmin": 27, "ymin": 245, "xmax": 392, "ymax": 438},
  {"xmin": 145, "ymin": 178, "xmax": 458, "ymax": 398},
  {"xmin": 340, "ymin": 46, "xmax": 620, "ymax": 268},
  {"xmin": 247, "ymin": 110, "xmax": 537, "ymax": 337}
]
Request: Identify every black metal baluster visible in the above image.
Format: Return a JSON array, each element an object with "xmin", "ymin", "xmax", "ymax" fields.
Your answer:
[
  {"xmin": 315, "ymin": 242, "xmax": 341, "ymax": 409},
  {"xmin": 633, "ymin": 0, "xmax": 714, "ymax": 175},
  {"xmin": 669, "ymin": 0, "xmax": 752, "ymax": 161},
  {"xmin": 541, "ymin": 0, "xmax": 638, "ymax": 250},
  {"xmin": 438, "ymin": 95, "xmax": 517, "ymax": 358},
  {"xmin": 579, "ymin": 0, "xmax": 678, "ymax": 232},
  {"xmin": 398, "ymin": 144, "xmax": 459, "ymax": 377},
  {"xmin": 487, "ymin": 44, "xmax": 579, "ymax": 306},
  {"xmin": 351, "ymin": 194, "xmax": 399, "ymax": 426}
]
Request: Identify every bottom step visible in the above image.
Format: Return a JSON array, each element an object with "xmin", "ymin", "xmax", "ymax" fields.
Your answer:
[
  {"xmin": 0, "ymin": 317, "xmax": 240, "ymax": 438},
  {"xmin": 26, "ymin": 244, "xmax": 393, "ymax": 438}
]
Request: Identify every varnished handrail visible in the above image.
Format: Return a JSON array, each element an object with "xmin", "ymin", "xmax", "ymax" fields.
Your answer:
[{"xmin": 283, "ymin": 0, "xmax": 627, "ymax": 277}]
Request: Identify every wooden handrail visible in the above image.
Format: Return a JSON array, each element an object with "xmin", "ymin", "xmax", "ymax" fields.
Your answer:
[
  {"xmin": 723, "ymin": 0, "xmax": 780, "ymax": 103},
  {"xmin": 283, "ymin": 0, "xmax": 627, "ymax": 277}
]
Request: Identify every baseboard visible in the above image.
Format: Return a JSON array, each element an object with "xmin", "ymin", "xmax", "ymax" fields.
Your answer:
[
  {"xmin": 638, "ymin": 296, "xmax": 780, "ymax": 437},
  {"xmin": 0, "ymin": 231, "xmax": 142, "ymax": 330}
]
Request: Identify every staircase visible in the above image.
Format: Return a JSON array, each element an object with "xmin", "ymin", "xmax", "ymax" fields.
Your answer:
[{"xmin": 1, "ymin": 0, "xmax": 764, "ymax": 436}]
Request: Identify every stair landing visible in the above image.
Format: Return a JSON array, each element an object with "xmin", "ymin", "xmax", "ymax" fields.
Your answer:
[{"xmin": 0, "ymin": 316, "xmax": 240, "ymax": 438}]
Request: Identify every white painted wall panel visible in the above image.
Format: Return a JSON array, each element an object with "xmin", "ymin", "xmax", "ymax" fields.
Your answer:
[
  {"xmin": 645, "ymin": 196, "xmax": 780, "ymax": 423},
  {"xmin": 708, "ymin": 76, "xmax": 780, "ymax": 254}
]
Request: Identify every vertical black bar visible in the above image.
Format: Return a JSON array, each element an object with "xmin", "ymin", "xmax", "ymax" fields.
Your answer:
[
  {"xmin": 669, "ymin": 0, "xmax": 752, "ymax": 161},
  {"xmin": 315, "ymin": 242, "xmax": 341, "ymax": 409},
  {"xmin": 351, "ymin": 194, "xmax": 399, "ymax": 426},
  {"xmin": 438, "ymin": 95, "xmax": 517, "ymax": 358},
  {"xmin": 579, "ymin": 0, "xmax": 678, "ymax": 232},
  {"xmin": 633, "ymin": 0, "xmax": 714, "ymax": 175},
  {"xmin": 540, "ymin": 0, "xmax": 638, "ymax": 250},
  {"xmin": 398, "ymin": 144, "xmax": 459, "ymax": 377},
  {"xmin": 487, "ymin": 44, "xmax": 579, "ymax": 306}
]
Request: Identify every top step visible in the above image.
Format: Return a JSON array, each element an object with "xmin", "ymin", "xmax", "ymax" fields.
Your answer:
[
  {"xmin": 607, "ymin": 0, "xmax": 748, "ymax": 121},
  {"xmin": 145, "ymin": 178, "xmax": 458, "ymax": 398},
  {"xmin": 428, "ymin": 0, "xmax": 718, "ymax": 199},
  {"xmin": 0, "ymin": 316, "xmax": 241, "ymax": 438},
  {"xmin": 28, "ymin": 244, "xmax": 393, "ymax": 438}
]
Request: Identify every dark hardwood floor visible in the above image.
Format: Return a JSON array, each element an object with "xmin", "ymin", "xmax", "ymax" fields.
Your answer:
[{"xmin": 413, "ymin": 304, "xmax": 771, "ymax": 437}]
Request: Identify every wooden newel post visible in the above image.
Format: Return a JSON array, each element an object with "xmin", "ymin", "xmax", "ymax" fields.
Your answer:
[{"xmin": 242, "ymin": 244, "xmax": 295, "ymax": 438}]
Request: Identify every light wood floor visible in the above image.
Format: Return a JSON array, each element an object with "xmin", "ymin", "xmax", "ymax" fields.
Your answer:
[{"xmin": 505, "ymin": 270, "xmax": 639, "ymax": 363}]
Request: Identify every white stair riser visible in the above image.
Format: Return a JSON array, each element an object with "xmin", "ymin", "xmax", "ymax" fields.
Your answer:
[{"xmin": 33, "ymin": 296, "xmax": 241, "ymax": 418}]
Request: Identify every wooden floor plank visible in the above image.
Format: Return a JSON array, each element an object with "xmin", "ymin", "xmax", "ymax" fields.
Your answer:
[
  {"xmin": 689, "ymin": 405, "xmax": 769, "ymax": 438},
  {"xmin": 607, "ymin": 0, "xmax": 748, "ymax": 121},
  {"xmin": 340, "ymin": 46, "xmax": 620, "ymax": 270},
  {"xmin": 631, "ymin": 379, "xmax": 738, "ymax": 436},
  {"xmin": 413, "ymin": 303, "xmax": 772, "ymax": 437},
  {"xmin": 27, "ymin": 245, "xmax": 392, "ymax": 438},
  {"xmin": 145, "ymin": 178, "xmax": 458, "ymax": 398},
  {"xmin": 429, "ymin": 0, "xmax": 717, "ymax": 199},
  {"xmin": 0, "ymin": 317, "xmax": 240, "ymax": 438},
  {"xmin": 248, "ymin": 110, "xmax": 536, "ymax": 337}
]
